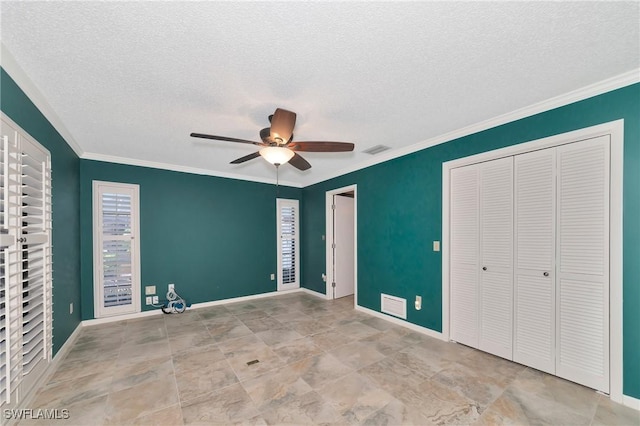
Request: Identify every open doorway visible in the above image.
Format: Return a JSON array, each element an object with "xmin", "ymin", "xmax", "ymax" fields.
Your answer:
[{"xmin": 325, "ymin": 185, "xmax": 357, "ymax": 302}]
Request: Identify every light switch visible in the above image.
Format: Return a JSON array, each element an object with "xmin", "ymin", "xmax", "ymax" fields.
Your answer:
[{"xmin": 433, "ymin": 241, "xmax": 440, "ymax": 252}]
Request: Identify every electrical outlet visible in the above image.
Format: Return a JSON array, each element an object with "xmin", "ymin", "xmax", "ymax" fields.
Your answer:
[
  {"xmin": 145, "ymin": 285, "xmax": 156, "ymax": 295},
  {"xmin": 152, "ymin": 295, "xmax": 159, "ymax": 304},
  {"xmin": 415, "ymin": 295, "xmax": 422, "ymax": 310},
  {"xmin": 433, "ymin": 241, "xmax": 440, "ymax": 252},
  {"xmin": 322, "ymin": 273, "xmax": 327, "ymax": 282},
  {"xmin": 270, "ymin": 273, "xmax": 275, "ymax": 280},
  {"xmin": 145, "ymin": 296, "xmax": 152, "ymax": 305},
  {"xmin": 168, "ymin": 283, "xmax": 175, "ymax": 292},
  {"xmin": 69, "ymin": 302, "xmax": 73, "ymax": 314}
]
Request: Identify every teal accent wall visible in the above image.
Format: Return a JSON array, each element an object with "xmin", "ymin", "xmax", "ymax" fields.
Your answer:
[
  {"xmin": 1, "ymin": 68, "xmax": 82, "ymax": 354},
  {"xmin": 79, "ymin": 160, "xmax": 302, "ymax": 320},
  {"xmin": 302, "ymin": 83, "xmax": 640, "ymax": 398}
]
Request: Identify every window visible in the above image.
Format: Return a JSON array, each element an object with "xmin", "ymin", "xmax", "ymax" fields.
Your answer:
[
  {"xmin": 92, "ymin": 181, "xmax": 141, "ymax": 318},
  {"xmin": 276, "ymin": 199, "xmax": 299, "ymax": 291},
  {"xmin": 1, "ymin": 114, "xmax": 52, "ymax": 407}
]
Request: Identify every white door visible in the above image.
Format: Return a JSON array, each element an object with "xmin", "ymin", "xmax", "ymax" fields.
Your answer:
[
  {"xmin": 449, "ymin": 164, "xmax": 479, "ymax": 348},
  {"xmin": 478, "ymin": 157, "xmax": 514, "ymax": 359},
  {"xmin": 555, "ymin": 136, "xmax": 610, "ymax": 393},
  {"xmin": 333, "ymin": 194, "xmax": 354, "ymax": 299},
  {"xmin": 513, "ymin": 147, "xmax": 557, "ymax": 374},
  {"xmin": 93, "ymin": 181, "xmax": 141, "ymax": 318},
  {"xmin": 277, "ymin": 199, "xmax": 299, "ymax": 291}
]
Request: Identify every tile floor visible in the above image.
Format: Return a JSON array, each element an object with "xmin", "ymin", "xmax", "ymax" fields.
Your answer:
[{"xmin": 22, "ymin": 292, "xmax": 640, "ymax": 425}]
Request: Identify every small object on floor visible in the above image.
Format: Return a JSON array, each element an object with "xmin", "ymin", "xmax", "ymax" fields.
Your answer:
[{"xmin": 161, "ymin": 289, "xmax": 191, "ymax": 314}]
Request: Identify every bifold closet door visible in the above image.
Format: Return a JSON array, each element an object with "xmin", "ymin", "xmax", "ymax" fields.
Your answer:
[
  {"xmin": 556, "ymin": 136, "xmax": 610, "ymax": 393},
  {"xmin": 450, "ymin": 164, "xmax": 480, "ymax": 348},
  {"xmin": 478, "ymin": 157, "xmax": 514, "ymax": 359},
  {"xmin": 514, "ymin": 148, "xmax": 556, "ymax": 374},
  {"xmin": 450, "ymin": 156, "xmax": 514, "ymax": 357}
]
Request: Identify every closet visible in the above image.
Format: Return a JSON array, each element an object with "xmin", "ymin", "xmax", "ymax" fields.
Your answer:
[{"xmin": 450, "ymin": 135, "xmax": 610, "ymax": 393}]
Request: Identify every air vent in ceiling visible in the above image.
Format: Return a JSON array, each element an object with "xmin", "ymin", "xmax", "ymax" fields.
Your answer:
[{"xmin": 363, "ymin": 145, "xmax": 391, "ymax": 155}]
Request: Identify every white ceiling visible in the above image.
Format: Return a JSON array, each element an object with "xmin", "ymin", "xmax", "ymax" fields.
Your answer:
[{"xmin": 1, "ymin": 1, "xmax": 638, "ymax": 187}]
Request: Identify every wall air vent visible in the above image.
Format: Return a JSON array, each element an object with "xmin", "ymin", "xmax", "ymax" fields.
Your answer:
[
  {"xmin": 363, "ymin": 145, "xmax": 391, "ymax": 155},
  {"xmin": 381, "ymin": 294, "xmax": 407, "ymax": 319}
]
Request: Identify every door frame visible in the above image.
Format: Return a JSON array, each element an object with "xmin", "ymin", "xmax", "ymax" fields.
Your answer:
[
  {"xmin": 325, "ymin": 184, "xmax": 357, "ymax": 303},
  {"xmin": 442, "ymin": 119, "xmax": 624, "ymax": 403},
  {"xmin": 92, "ymin": 180, "xmax": 142, "ymax": 318}
]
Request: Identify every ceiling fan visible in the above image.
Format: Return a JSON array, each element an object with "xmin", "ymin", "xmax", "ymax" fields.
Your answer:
[{"xmin": 190, "ymin": 108, "xmax": 354, "ymax": 170}]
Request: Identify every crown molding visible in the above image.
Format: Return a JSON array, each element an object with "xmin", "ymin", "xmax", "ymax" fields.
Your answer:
[
  {"xmin": 303, "ymin": 68, "xmax": 640, "ymax": 187},
  {"xmin": 1, "ymin": 43, "xmax": 84, "ymax": 157},
  {"xmin": 81, "ymin": 152, "xmax": 303, "ymax": 188}
]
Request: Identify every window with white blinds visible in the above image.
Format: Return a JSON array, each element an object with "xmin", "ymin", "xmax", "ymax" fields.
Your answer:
[
  {"xmin": 92, "ymin": 182, "xmax": 140, "ymax": 318},
  {"xmin": 102, "ymin": 193, "xmax": 133, "ymax": 308},
  {"xmin": 1, "ymin": 113, "xmax": 52, "ymax": 408},
  {"xmin": 276, "ymin": 199, "xmax": 299, "ymax": 291}
]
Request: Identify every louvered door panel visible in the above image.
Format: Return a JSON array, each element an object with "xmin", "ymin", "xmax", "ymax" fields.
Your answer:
[
  {"xmin": 479, "ymin": 157, "xmax": 513, "ymax": 359},
  {"xmin": 18, "ymin": 134, "xmax": 52, "ymax": 395},
  {"xmin": 450, "ymin": 164, "xmax": 479, "ymax": 348},
  {"xmin": 556, "ymin": 136, "xmax": 609, "ymax": 393},
  {"xmin": 513, "ymin": 148, "xmax": 556, "ymax": 374},
  {"xmin": 0, "ymin": 115, "xmax": 52, "ymax": 408},
  {"xmin": 1, "ymin": 118, "xmax": 25, "ymax": 406}
]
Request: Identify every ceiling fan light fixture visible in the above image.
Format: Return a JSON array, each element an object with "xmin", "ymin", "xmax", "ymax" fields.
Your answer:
[{"xmin": 259, "ymin": 146, "xmax": 295, "ymax": 165}]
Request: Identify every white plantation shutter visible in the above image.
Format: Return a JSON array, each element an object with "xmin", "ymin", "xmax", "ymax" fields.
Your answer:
[
  {"xmin": 449, "ymin": 164, "xmax": 479, "ymax": 348},
  {"xmin": 0, "ymin": 114, "xmax": 52, "ymax": 407},
  {"xmin": 556, "ymin": 136, "xmax": 610, "ymax": 393},
  {"xmin": 19, "ymin": 137, "xmax": 52, "ymax": 396},
  {"xmin": 1, "ymin": 128, "xmax": 23, "ymax": 406},
  {"xmin": 478, "ymin": 157, "xmax": 513, "ymax": 359},
  {"xmin": 102, "ymin": 193, "xmax": 133, "ymax": 308},
  {"xmin": 93, "ymin": 182, "xmax": 140, "ymax": 318},
  {"xmin": 513, "ymin": 147, "xmax": 556, "ymax": 374},
  {"xmin": 277, "ymin": 199, "xmax": 299, "ymax": 290}
]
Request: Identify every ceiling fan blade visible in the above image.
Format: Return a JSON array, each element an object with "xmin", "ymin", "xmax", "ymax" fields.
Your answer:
[
  {"xmin": 270, "ymin": 108, "xmax": 296, "ymax": 144},
  {"xmin": 289, "ymin": 152, "xmax": 311, "ymax": 171},
  {"xmin": 288, "ymin": 141, "xmax": 355, "ymax": 152},
  {"xmin": 230, "ymin": 151, "xmax": 261, "ymax": 164},
  {"xmin": 190, "ymin": 133, "xmax": 263, "ymax": 146}
]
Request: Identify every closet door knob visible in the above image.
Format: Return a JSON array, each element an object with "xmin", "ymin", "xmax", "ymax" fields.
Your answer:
[
  {"xmin": 482, "ymin": 266, "xmax": 487, "ymax": 271},
  {"xmin": 543, "ymin": 271, "xmax": 549, "ymax": 277}
]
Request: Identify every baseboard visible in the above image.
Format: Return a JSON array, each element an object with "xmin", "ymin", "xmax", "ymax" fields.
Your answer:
[
  {"xmin": 189, "ymin": 289, "xmax": 300, "ymax": 310},
  {"xmin": 82, "ymin": 308, "xmax": 162, "ymax": 327},
  {"xmin": 298, "ymin": 287, "xmax": 328, "ymax": 299},
  {"xmin": 622, "ymin": 394, "xmax": 640, "ymax": 411},
  {"xmin": 83, "ymin": 289, "xmax": 313, "ymax": 326},
  {"xmin": 355, "ymin": 304, "xmax": 446, "ymax": 341}
]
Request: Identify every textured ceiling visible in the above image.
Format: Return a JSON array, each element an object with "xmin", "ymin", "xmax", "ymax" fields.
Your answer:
[{"xmin": 1, "ymin": 1, "xmax": 638, "ymax": 187}]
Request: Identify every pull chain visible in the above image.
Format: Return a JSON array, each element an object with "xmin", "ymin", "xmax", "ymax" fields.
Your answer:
[{"xmin": 275, "ymin": 163, "xmax": 280, "ymax": 197}]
